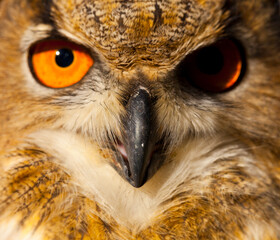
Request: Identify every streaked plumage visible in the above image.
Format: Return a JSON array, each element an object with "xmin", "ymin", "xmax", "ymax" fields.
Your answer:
[{"xmin": 0, "ymin": 0, "xmax": 280, "ymax": 239}]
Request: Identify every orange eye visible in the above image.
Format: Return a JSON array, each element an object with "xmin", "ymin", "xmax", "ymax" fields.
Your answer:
[
  {"xmin": 30, "ymin": 40, "xmax": 94, "ymax": 88},
  {"xmin": 179, "ymin": 39, "xmax": 244, "ymax": 93}
]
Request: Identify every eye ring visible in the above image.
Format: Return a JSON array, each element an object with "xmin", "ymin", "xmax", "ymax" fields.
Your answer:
[
  {"xmin": 178, "ymin": 38, "xmax": 246, "ymax": 93},
  {"xmin": 29, "ymin": 39, "xmax": 94, "ymax": 89}
]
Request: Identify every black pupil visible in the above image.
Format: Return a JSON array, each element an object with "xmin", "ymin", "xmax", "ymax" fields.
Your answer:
[
  {"xmin": 55, "ymin": 49, "xmax": 74, "ymax": 68},
  {"xmin": 196, "ymin": 46, "xmax": 224, "ymax": 75}
]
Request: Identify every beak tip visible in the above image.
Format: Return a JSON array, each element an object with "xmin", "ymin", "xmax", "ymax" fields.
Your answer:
[{"xmin": 127, "ymin": 177, "xmax": 145, "ymax": 188}]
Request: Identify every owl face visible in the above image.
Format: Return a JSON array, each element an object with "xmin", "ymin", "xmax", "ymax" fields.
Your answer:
[{"xmin": 0, "ymin": 0, "xmax": 279, "ymax": 195}]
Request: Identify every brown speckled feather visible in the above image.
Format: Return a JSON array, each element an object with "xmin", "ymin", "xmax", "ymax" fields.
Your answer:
[{"xmin": 0, "ymin": 0, "xmax": 280, "ymax": 239}]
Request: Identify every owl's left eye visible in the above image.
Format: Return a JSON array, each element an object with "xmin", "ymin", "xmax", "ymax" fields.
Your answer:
[
  {"xmin": 178, "ymin": 39, "xmax": 245, "ymax": 93},
  {"xmin": 29, "ymin": 40, "xmax": 94, "ymax": 88}
]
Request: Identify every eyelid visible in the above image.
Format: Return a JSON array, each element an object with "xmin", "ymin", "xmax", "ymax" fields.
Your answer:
[{"xmin": 21, "ymin": 24, "xmax": 54, "ymax": 52}]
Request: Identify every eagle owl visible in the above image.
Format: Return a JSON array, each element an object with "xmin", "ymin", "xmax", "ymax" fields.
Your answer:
[{"xmin": 0, "ymin": 0, "xmax": 280, "ymax": 239}]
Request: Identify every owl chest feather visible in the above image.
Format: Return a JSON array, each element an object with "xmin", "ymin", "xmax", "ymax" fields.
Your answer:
[{"xmin": 0, "ymin": 131, "xmax": 278, "ymax": 239}]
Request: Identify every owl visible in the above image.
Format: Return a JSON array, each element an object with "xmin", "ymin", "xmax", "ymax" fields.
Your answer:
[{"xmin": 0, "ymin": 0, "xmax": 280, "ymax": 239}]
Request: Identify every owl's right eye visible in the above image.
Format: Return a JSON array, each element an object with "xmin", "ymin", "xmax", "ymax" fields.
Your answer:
[{"xmin": 29, "ymin": 39, "xmax": 94, "ymax": 88}]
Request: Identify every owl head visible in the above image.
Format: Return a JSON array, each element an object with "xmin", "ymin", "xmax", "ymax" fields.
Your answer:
[{"xmin": 0, "ymin": 0, "xmax": 279, "ymax": 191}]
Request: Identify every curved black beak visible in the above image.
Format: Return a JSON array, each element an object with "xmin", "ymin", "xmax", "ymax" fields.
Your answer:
[{"xmin": 118, "ymin": 87, "xmax": 155, "ymax": 188}]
